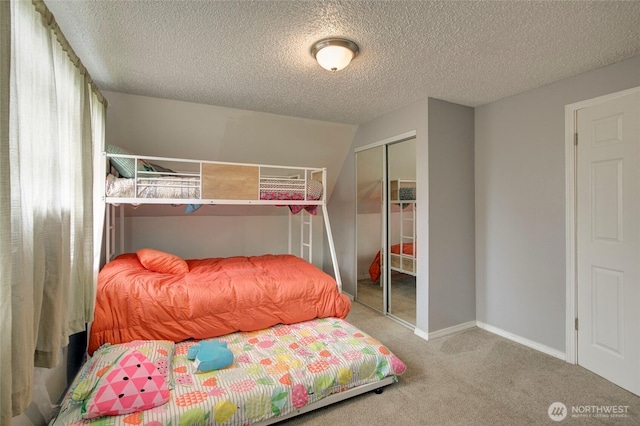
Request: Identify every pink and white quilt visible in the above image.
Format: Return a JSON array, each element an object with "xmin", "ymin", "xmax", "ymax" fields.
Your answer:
[{"xmin": 53, "ymin": 317, "xmax": 406, "ymax": 425}]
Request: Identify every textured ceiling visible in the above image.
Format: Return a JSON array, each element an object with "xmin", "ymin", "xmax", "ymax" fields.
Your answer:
[{"xmin": 45, "ymin": 0, "xmax": 640, "ymax": 125}]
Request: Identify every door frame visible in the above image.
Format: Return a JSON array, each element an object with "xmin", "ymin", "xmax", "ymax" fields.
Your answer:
[{"xmin": 564, "ymin": 85, "xmax": 640, "ymax": 364}]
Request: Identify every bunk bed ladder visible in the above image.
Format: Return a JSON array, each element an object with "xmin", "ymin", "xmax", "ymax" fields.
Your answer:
[
  {"xmin": 106, "ymin": 204, "xmax": 115, "ymax": 262},
  {"xmin": 400, "ymin": 204, "xmax": 415, "ymax": 250},
  {"xmin": 300, "ymin": 210, "xmax": 313, "ymax": 264},
  {"xmin": 399, "ymin": 200, "xmax": 416, "ymax": 275},
  {"xmin": 105, "ymin": 203, "xmax": 124, "ymax": 262}
]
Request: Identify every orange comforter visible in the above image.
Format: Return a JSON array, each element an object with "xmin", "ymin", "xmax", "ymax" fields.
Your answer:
[{"xmin": 89, "ymin": 253, "xmax": 351, "ymax": 354}]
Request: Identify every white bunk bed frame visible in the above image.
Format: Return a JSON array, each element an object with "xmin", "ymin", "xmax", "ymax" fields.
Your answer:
[
  {"xmin": 99, "ymin": 153, "xmax": 399, "ymax": 424},
  {"xmin": 103, "ymin": 152, "xmax": 342, "ymax": 291}
]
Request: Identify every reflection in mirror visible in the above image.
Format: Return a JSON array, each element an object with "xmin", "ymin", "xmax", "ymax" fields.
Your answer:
[
  {"xmin": 355, "ymin": 146, "xmax": 384, "ymax": 312},
  {"xmin": 387, "ymin": 139, "xmax": 416, "ymax": 325}
]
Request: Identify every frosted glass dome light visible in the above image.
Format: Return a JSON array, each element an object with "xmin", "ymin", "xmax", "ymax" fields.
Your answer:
[{"xmin": 311, "ymin": 38, "xmax": 359, "ymax": 72}]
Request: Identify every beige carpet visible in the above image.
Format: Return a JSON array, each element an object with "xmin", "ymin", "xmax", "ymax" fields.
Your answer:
[{"xmin": 278, "ymin": 302, "xmax": 640, "ymax": 425}]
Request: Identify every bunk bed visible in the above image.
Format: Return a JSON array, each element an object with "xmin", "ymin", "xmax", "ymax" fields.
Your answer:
[
  {"xmin": 368, "ymin": 179, "xmax": 416, "ymax": 282},
  {"xmin": 51, "ymin": 148, "xmax": 406, "ymax": 426}
]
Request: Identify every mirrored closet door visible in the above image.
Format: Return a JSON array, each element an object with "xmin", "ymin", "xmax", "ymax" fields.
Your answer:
[
  {"xmin": 355, "ymin": 137, "xmax": 416, "ymax": 326},
  {"xmin": 355, "ymin": 145, "xmax": 384, "ymax": 313},
  {"xmin": 387, "ymin": 139, "xmax": 416, "ymax": 325}
]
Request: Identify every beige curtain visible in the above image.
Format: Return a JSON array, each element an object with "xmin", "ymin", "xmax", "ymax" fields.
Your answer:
[
  {"xmin": 0, "ymin": 1, "xmax": 107, "ymax": 423},
  {"xmin": 1, "ymin": 0, "xmax": 13, "ymax": 423}
]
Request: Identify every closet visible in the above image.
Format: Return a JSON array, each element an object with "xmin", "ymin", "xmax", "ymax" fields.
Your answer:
[{"xmin": 355, "ymin": 137, "xmax": 416, "ymax": 326}]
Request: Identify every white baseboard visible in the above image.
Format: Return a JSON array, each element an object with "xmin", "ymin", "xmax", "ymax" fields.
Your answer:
[
  {"xmin": 342, "ymin": 292, "xmax": 354, "ymax": 301},
  {"xmin": 413, "ymin": 327, "xmax": 429, "ymax": 341},
  {"xmin": 428, "ymin": 321, "xmax": 477, "ymax": 340},
  {"xmin": 476, "ymin": 321, "xmax": 566, "ymax": 360}
]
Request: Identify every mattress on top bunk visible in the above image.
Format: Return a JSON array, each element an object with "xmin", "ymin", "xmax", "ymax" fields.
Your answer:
[
  {"xmin": 261, "ymin": 178, "xmax": 323, "ymax": 214},
  {"xmin": 105, "ymin": 174, "xmax": 323, "ymax": 202},
  {"xmin": 106, "ymin": 173, "xmax": 201, "ymax": 199},
  {"xmin": 53, "ymin": 318, "xmax": 406, "ymax": 425},
  {"xmin": 89, "ymin": 252, "xmax": 351, "ymax": 354}
]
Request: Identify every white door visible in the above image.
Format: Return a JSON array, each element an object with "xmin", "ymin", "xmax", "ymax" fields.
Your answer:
[{"xmin": 576, "ymin": 91, "xmax": 640, "ymax": 395}]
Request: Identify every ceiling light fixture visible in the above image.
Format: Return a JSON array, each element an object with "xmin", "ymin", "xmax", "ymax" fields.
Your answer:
[{"xmin": 311, "ymin": 38, "xmax": 359, "ymax": 72}]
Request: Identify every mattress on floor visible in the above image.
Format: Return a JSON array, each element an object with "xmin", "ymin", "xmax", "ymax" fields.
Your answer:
[{"xmin": 52, "ymin": 317, "xmax": 406, "ymax": 425}]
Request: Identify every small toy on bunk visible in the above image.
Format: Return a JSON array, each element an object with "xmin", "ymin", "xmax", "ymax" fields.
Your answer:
[{"xmin": 187, "ymin": 340, "xmax": 234, "ymax": 373}]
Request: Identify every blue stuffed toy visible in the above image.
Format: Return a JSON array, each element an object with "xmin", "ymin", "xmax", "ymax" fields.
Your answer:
[{"xmin": 187, "ymin": 340, "xmax": 234, "ymax": 373}]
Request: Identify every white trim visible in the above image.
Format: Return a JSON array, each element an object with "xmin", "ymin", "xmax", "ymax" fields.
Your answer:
[
  {"xmin": 477, "ymin": 321, "xmax": 566, "ymax": 361},
  {"xmin": 354, "ymin": 130, "xmax": 417, "ymax": 153},
  {"xmin": 564, "ymin": 85, "xmax": 640, "ymax": 365},
  {"xmin": 342, "ymin": 291, "xmax": 355, "ymax": 301},
  {"xmin": 413, "ymin": 327, "xmax": 429, "ymax": 342},
  {"xmin": 419, "ymin": 320, "xmax": 567, "ymax": 360},
  {"xmin": 566, "ymin": 86, "xmax": 640, "ymax": 111},
  {"xmin": 428, "ymin": 321, "xmax": 476, "ymax": 340},
  {"xmin": 564, "ymin": 103, "xmax": 577, "ymax": 364},
  {"xmin": 382, "ymin": 146, "xmax": 388, "ymax": 315},
  {"xmin": 353, "ymin": 153, "xmax": 359, "ymax": 303}
]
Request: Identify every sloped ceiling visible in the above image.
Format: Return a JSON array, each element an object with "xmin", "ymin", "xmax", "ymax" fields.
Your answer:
[{"xmin": 45, "ymin": 0, "xmax": 640, "ymax": 125}]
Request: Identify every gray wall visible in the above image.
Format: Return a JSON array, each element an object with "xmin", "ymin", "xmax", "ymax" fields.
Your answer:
[
  {"xmin": 330, "ymin": 98, "xmax": 430, "ymax": 333},
  {"xmin": 330, "ymin": 96, "xmax": 476, "ymax": 335},
  {"xmin": 428, "ymin": 98, "xmax": 476, "ymax": 331},
  {"xmin": 475, "ymin": 54, "xmax": 640, "ymax": 352}
]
